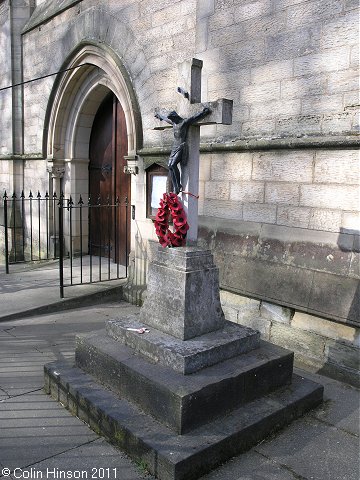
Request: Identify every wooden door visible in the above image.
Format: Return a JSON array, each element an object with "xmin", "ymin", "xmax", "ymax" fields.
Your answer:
[{"xmin": 88, "ymin": 93, "xmax": 129, "ymax": 265}]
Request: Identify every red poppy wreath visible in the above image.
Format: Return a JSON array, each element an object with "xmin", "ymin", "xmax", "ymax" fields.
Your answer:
[{"xmin": 154, "ymin": 193, "xmax": 189, "ymax": 247}]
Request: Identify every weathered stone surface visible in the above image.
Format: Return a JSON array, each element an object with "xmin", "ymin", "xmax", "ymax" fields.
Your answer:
[
  {"xmin": 238, "ymin": 315, "xmax": 272, "ymax": 340},
  {"xmin": 45, "ymin": 361, "xmax": 323, "ymax": 480},
  {"xmin": 308, "ymin": 272, "xmax": 359, "ymax": 325},
  {"xmin": 243, "ymin": 203, "xmax": 277, "ymax": 223},
  {"xmin": 221, "ymin": 254, "xmax": 314, "ymax": 308},
  {"xmin": 292, "ymin": 311, "xmax": 359, "ymax": 344},
  {"xmin": 23, "ymin": 0, "xmax": 81, "ymax": 33},
  {"xmin": 265, "ymin": 27, "xmax": 320, "ymax": 62},
  {"xmin": 260, "ymin": 301, "xmax": 294, "ymax": 324},
  {"xmin": 230, "ymin": 181, "xmax": 264, "ymax": 203},
  {"xmin": 300, "ymin": 184, "xmax": 360, "ymax": 211},
  {"xmin": 203, "ymin": 199, "xmax": 243, "ymax": 219},
  {"xmin": 210, "ymin": 152, "xmax": 252, "ymax": 181},
  {"xmin": 105, "ymin": 315, "xmax": 260, "ymax": 374},
  {"xmin": 277, "ymin": 206, "xmax": 311, "ymax": 228},
  {"xmin": 308, "ymin": 209, "xmax": 343, "ymax": 232},
  {"xmin": 325, "ymin": 340, "xmax": 360, "ymax": 372},
  {"xmin": 205, "ymin": 180, "xmax": 230, "ymax": 199},
  {"xmin": 264, "ymin": 182, "xmax": 300, "ymax": 205},
  {"xmin": 314, "ymin": 150, "xmax": 360, "ymax": 185},
  {"xmin": 199, "ymin": 217, "xmax": 360, "ymax": 325},
  {"xmin": 252, "ymin": 151, "xmax": 313, "ymax": 182},
  {"xmin": 139, "ymin": 247, "xmax": 225, "ymax": 340},
  {"xmin": 75, "ymin": 331, "xmax": 294, "ymax": 434},
  {"xmin": 270, "ymin": 323, "xmax": 326, "ymax": 362}
]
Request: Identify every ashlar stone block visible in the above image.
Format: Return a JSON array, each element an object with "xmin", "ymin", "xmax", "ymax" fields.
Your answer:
[{"xmin": 139, "ymin": 246, "xmax": 225, "ymax": 340}]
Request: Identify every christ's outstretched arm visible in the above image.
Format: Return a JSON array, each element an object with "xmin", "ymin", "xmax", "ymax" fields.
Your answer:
[
  {"xmin": 154, "ymin": 111, "xmax": 174, "ymax": 125},
  {"xmin": 185, "ymin": 106, "xmax": 211, "ymax": 126}
]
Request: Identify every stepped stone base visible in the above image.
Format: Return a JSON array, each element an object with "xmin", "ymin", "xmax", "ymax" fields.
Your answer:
[
  {"xmin": 106, "ymin": 315, "xmax": 260, "ymax": 374},
  {"xmin": 44, "ymin": 246, "xmax": 323, "ymax": 479},
  {"xmin": 44, "ymin": 362, "xmax": 323, "ymax": 480},
  {"xmin": 75, "ymin": 331, "xmax": 293, "ymax": 434}
]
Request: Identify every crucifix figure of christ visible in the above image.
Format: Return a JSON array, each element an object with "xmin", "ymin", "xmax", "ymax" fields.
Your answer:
[
  {"xmin": 154, "ymin": 58, "xmax": 233, "ymax": 244},
  {"xmin": 154, "ymin": 106, "xmax": 211, "ymax": 195}
]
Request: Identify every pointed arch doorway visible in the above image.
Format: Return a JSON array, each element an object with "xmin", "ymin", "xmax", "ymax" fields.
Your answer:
[{"xmin": 88, "ymin": 92, "xmax": 130, "ymax": 266}]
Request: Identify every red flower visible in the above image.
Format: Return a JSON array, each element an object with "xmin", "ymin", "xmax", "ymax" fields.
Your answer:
[
  {"xmin": 171, "ymin": 236, "xmax": 185, "ymax": 247},
  {"xmin": 173, "ymin": 213, "xmax": 187, "ymax": 227},
  {"xmin": 155, "ymin": 210, "xmax": 167, "ymax": 223},
  {"xmin": 153, "ymin": 193, "xmax": 190, "ymax": 248},
  {"xmin": 177, "ymin": 223, "xmax": 189, "ymax": 234},
  {"xmin": 159, "ymin": 236, "xmax": 170, "ymax": 247}
]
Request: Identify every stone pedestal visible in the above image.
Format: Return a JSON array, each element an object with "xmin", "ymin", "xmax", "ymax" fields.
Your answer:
[
  {"xmin": 44, "ymin": 246, "xmax": 323, "ymax": 480},
  {"xmin": 140, "ymin": 247, "xmax": 225, "ymax": 339}
]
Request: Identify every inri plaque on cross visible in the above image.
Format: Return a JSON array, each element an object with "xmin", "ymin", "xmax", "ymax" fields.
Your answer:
[{"xmin": 154, "ymin": 58, "xmax": 233, "ymax": 244}]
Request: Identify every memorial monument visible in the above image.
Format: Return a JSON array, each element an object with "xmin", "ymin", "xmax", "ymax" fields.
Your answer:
[{"xmin": 44, "ymin": 59, "xmax": 323, "ymax": 480}]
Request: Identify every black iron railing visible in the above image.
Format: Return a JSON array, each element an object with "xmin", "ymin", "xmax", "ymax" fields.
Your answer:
[
  {"xmin": 58, "ymin": 194, "xmax": 129, "ymax": 298},
  {"xmin": 2, "ymin": 190, "xmax": 58, "ymax": 273},
  {"xmin": 2, "ymin": 191, "xmax": 129, "ymax": 297}
]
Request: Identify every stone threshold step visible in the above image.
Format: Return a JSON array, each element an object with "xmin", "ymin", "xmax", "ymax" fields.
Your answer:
[
  {"xmin": 44, "ymin": 361, "xmax": 323, "ymax": 480},
  {"xmin": 75, "ymin": 331, "xmax": 294, "ymax": 434}
]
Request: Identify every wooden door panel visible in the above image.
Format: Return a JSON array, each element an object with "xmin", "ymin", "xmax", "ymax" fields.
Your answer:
[
  {"xmin": 88, "ymin": 93, "xmax": 129, "ymax": 266},
  {"xmin": 89, "ymin": 94, "xmax": 114, "ymax": 258}
]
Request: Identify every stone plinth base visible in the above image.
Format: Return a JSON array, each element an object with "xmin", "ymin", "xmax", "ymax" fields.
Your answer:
[
  {"xmin": 45, "ymin": 362, "xmax": 323, "ymax": 480},
  {"xmin": 44, "ymin": 246, "xmax": 323, "ymax": 479},
  {"xmin": 106, "ymin": 315, "xmax": 260, "ymax": 374},
  {"xmin": 75, "ymin": 331, "xmax": 292, "ymax": 434},
  {"xmin": 139, "ymin": 247, "xmax": 225, "ymax": 340}
]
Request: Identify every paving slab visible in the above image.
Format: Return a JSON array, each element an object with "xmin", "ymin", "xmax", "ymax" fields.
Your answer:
[
  {"xmin": 0, "ymin": 260, "xmax": 126, "ymax": 323},
  {"xmin": 256, "ymin": 415, "xmax": 359, "ymax": 480},
  {"xmin": 200, "ymin": 449, "xmax": 296, "ymax": 480},
  {"xmin": 0, "ymin": 336, "xmax": 53, "ymax": 353},
  {"xmin": 310, "ymin": 379, "xmax": 359, "ymax": 438},
  {"xmin": 295, "ymin": 368, "xmax": 360, "ymax": 438},
  {"xmin": 15, "ymin": 438, "xmax": 153, "ymax": 480},
  {"xmin": 0, "ymin": 351, "xmax": 56, "ymax": 396},
  {"xmin": 0, "ymin": 391, "xmax": 98, "ymax": 470}
]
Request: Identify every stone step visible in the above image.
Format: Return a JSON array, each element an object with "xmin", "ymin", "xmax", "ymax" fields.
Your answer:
[
  {"xmin": 105, "ymin": 316, "xmax": 260, "ymax": 374},
  {"xmin": 44, "ymin": 361, "xmax": 323, "ymax": 480},
  {"xmin": 75, "ymin": 331, "xmax": 294, "ymax": 434}
]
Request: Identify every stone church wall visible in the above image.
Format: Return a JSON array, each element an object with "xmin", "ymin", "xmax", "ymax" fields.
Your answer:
[
  {"xmin": 0, "ymin": 0, "xmax": 13, "ymax": 219},
  {"xmin": 0, "ymin": 0, "xmax": 12, "ymax": 159},
  {"xmin": 0, "ymin": 0, "xmax": 359, "ymax": 384}
]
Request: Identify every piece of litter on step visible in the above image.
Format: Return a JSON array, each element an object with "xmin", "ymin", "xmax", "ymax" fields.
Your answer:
[{"xmin": 126, "ymin": 327, "xmax": 150, "ymax": 334}]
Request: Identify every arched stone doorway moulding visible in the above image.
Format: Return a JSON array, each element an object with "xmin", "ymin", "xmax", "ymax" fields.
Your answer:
[
  {"xmin": 45, "ymin": 41, "xmax": 142, "ymax": 166},
  {"xmin": 44, "ymin": 42, "xmax": 143, "ymax": 253}
]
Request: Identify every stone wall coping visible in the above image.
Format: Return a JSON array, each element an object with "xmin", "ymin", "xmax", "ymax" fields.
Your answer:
[
  {"xmin": 139, "ymin": 135, "xmax": 360, "ymax": 157},
  {"xmin": 199, "ymin": 216, "xmax": 359, "ymax": 249}
]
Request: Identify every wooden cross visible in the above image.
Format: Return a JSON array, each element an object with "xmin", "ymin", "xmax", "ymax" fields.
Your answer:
[{"xmin": 154, "ymin": 58, "xmax": 233, "ymax": 243}]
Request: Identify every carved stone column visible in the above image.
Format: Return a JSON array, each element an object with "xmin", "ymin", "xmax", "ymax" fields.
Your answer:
[{"xmin": 47, "ymin": 162, "xmax": 65, "ymax": 257}]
